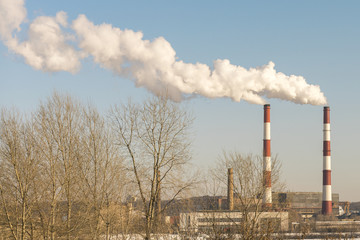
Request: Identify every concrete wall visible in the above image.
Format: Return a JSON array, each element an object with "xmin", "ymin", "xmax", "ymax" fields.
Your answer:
[
  {"xmin": 315, "ymin": 221, "xmax": 360, "ymax": 232},
  {"xmin": 179, "ymin": 211, "xmax": 289, "ymax": 232}
]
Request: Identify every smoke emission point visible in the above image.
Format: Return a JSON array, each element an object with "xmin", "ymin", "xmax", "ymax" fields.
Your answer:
[{"xmin": 0, "ymin": 0, "xmax": 328, "ymax": 106}]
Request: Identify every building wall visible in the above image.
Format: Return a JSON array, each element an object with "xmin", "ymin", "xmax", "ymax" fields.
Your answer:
[
  {"xmin": 272, "ymin": 192, "xmax": 339, "ymax": 215},
  {"xmin": 315, "ymin": 221, "xmax": 360, "ymax": 232},
  {"xmin": 179, "ymin": 211, "xmax": 289, "ymax": 232}
]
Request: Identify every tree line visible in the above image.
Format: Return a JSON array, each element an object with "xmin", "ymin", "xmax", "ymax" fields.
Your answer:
[{"xmin": 0, "ymin": 92, "xmax": 196, "ymax": 240}]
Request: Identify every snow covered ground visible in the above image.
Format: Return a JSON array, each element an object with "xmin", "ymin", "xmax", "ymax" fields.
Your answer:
[{"xmin": 104, "ymin": 232, "xmax": 360, "ymax": 240}]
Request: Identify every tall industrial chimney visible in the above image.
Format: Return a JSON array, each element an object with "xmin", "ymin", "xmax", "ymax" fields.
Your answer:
[
  {"xmin": 228, "ymin": 168, "xmax": 234, "ymax": 211},
  {"xmin": 263, "ymin": 104, "xmax": 272, "ymax": 208},
  {"xmin": 322, "ymin": 106, "xmax": 332, "ymax": 215}
]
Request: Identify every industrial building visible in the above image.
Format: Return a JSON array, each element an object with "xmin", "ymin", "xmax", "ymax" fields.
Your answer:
[
  {"xmin": 174, "ymin": 105, "xmax": 359, "ymax": 234},
  {"xmin": 179, "ymin": 211, "xmax": 289, "ymax": 233},
  {"xmin": 272, "ymin": 192, "xmax": 339, "ymax": 218}
]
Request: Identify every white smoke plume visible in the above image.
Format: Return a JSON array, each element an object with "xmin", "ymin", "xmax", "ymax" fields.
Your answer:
[
  {"xmin": 0, "ymin": 0, "xmax": 327, "ymax": 105},
  {"xmin": 0, "ymin": 0, "xmax": 81, "ymax": 72}
]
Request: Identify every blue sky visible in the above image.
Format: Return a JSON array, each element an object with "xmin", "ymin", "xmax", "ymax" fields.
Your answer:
[{"xmin": 1, "ymin": 0, "xmax": 360, "ymax": 201}]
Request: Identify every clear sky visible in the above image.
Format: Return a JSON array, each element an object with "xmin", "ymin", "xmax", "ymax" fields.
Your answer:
[{"xmin": 1, "ymin": 0, "xmax": 360, "ymax": 201}]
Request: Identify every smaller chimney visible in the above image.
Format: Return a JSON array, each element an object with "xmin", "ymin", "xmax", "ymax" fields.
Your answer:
[{"xmin": 228, "ymin": 168, "xmax": 234, "ymax": 211}]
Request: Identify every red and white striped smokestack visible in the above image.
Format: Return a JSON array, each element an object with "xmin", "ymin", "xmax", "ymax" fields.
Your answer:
[
  {"xmin": 322, "ymin": 106, "xmax": 332, "ymax": 215},
  {"xmin": 263, "ymin": 104, "xmax": 272, "ymax": 208}
]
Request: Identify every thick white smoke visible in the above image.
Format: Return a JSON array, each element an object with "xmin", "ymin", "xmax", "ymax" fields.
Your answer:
[
  {"xmin": 0, "ymin": 0, "xmax": 81, "ymax": 72},
  {"xmin": 0, "ymin": 0, "xmax": 327, "ymax": 105}
]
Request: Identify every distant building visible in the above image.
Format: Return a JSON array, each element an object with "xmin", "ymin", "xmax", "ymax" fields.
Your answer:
[
  {"xmin": 272, "ymin": 192, "xmax": 339, "ymax": 218},
  {"xmin": 179, "ymin": 211, "xmax": 289, "ymax": 233}
]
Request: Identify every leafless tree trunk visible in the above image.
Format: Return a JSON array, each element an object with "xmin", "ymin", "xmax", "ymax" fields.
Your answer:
[{"xmin": 109, "ymin": 95, "xmax": 194, "ymax": 240}]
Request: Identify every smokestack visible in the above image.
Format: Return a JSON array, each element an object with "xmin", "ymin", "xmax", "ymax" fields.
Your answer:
[
  {"xmin": 322, "ymin": 106, "xmax": 332, "ymax": 215},
  {"xmin": 263, "ymin": 104, "xmax": 272, "ymax": 208},
  {"xmin": 228, "ymin": 168, "xmax": 234, "ymax": 211}
]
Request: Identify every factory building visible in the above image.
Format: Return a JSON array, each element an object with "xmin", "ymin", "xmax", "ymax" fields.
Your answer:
[
  {"xmin": 179, "ymin": 211, "xmax": 289, "ymax": 233},
  {"xmin": 272, "ymin": 192, "xmax": 339, "ymax": 218},
  {"xmin": 175, "ymin": 105, "xmax": 348, "ymax": 234}
]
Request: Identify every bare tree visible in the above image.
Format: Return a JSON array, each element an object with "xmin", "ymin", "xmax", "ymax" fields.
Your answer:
[
  {"xmin": 32, "ymin": 92, "xmax": 84, "ymax": 239},
  {"xmin": 0, "ymin": 109, "xmax": 39, "ymax": 239},
  {"xmin": 109, "ymin": 95, "xmax": 194, "ymax": 240},
  {"xmin": 77, "ymin": 103, "xmax": 124, "ymax": 239},
  {"xmin": 32, "ymin": 101, "xmax": 61, "ymax": 240}
]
